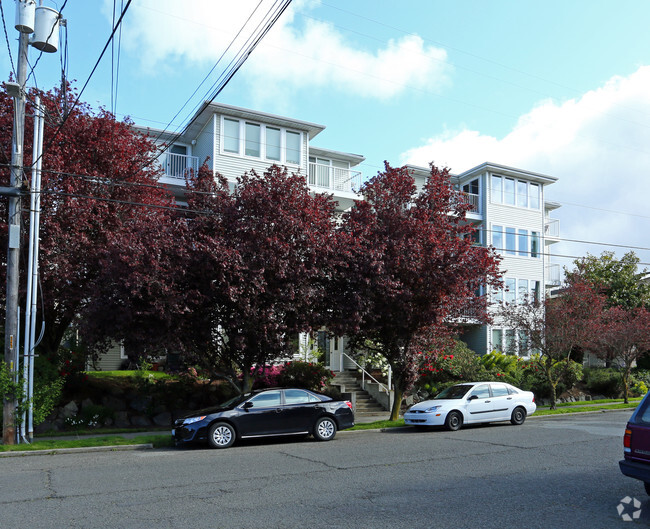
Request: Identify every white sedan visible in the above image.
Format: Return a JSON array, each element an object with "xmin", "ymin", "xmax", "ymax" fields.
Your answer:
[{"xmin": 404, "ymin": 381, "xmax": 536, "ymax": 431}]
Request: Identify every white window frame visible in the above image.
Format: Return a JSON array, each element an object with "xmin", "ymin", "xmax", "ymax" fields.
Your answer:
[
  {"xmin": 490, "ymin": 174, "xmax": 541, "ymax": 210},
  {"xmin": 220, "ymin": 116, "xmax": 303, "ymax": 166}
]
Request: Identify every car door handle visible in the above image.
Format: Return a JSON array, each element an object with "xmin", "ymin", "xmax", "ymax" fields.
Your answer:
[
  {"xmin": 275, "ymin": 408, "xmax": 283, "ymax": 413},
  {"xmin": 484, "ymin": 400, "xmax": 491, "ymax": 403},
  {"xmin": 507, "ymin": 397, "xmax": 512, "ymax": 400}
]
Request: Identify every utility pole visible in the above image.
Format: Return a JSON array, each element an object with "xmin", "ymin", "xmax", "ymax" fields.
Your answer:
[
  {"xmin": 3, "ymin": 29, "xmax": 29, "ymax": 446},
  {"xmin": 3, "ymin": 0, "xmax": 59, "ymax": 445}
]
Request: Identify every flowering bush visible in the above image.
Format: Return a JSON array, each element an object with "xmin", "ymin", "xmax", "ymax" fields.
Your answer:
[
  {"xmin": 250, "ymin": 365, "xmax": 284, "ymax": 389},
  {"xmin": 416, "ymin": 340, "xmax": 488, "ymax": 396},
  {"xmin": 277, "ymin": 361, "xmax": 334, "ymax": 391}
]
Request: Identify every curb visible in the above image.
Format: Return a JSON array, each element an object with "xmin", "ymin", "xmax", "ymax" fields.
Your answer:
[{"xmin": 0, "ymin": 443, "xmax": 154, "ymax": 458}]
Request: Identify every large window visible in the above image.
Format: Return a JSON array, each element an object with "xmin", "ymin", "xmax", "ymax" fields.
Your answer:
[
  {"xmin": 245, "ymin": 122, "xmax": 261, "ymax": 157},
  {"xmin": 505, "ymin": 278, "xmax": 516, "ymax": 304},
  {"xmin": 221, "ymin": 117, "xmax": 302, "ymax": 165},
  {"xmin": 505, "ymin": 228, "xmax": 516, "ymax": 255},
  {"xmin": 286, "ymin": 131, "xmax": 301, "ymax": 164},
  {"xmin": 265, "ymin": 127, "xmax": 281, "ymax": 161},
  {"xmin": 223, "ymin": 118, "xmax": 240, "ymax": 153},
  {"xmin": 495, "ymin": 277, "xmax": 541, "ymax": 306},
  {"xmin": 492, "ymin": 224, "xmax": 541, "ymax": 259},
  {"xmin": 491, "ymin": 175, "xmax": 541, "ymax": 210},
  {"xmin": 492, "ymin": 225, "xmax": 503, "ymax": 252}
]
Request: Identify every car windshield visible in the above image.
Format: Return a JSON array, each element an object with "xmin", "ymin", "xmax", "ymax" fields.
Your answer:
[
  {"xmin": 219, "ymin": 393, "xmax": 251, "ymax": 408},
  {"xmin": 434, "ymin": 384, "xmax": 473, "ymax": 400}
]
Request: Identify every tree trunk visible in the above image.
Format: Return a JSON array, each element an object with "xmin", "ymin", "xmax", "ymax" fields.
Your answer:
[
  {"xmin": 549, "ymin": 382, "xmax": 558, "ymax": 410},
  {"xmin": 241, "ymin": 370, "xmax": 253, "ymax": 393},
  {"xmin": 623, "ymin": 368, "xmax": 630, "ymax": 404},
  {"xmin": 390, "ymin": 386, "xmax": 403, "ymax": 421}
]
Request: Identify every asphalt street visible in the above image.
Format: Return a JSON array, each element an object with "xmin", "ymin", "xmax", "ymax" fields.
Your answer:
[{"xmin": 0, "ymin": 411, "xmax": 644, "ymax": 529}]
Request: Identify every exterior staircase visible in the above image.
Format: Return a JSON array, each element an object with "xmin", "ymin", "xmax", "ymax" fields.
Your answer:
[{"xmin": 331, "ymin": 370, "xmax": 387, "ymax": 416}]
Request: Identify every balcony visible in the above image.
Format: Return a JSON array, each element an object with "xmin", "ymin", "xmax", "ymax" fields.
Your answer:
[
  {"xmin": 545, "ymin": 217, "xmax": 560, "ymax": 239},
  {"xmin": 160, "ymin": 152, "xmax": 200, "ymax": 180},
  {"xmin": 308, "ymin": 162, "xmax": 362, "ymax": 194},
  {"xmin": 459, "ymin": 192, "xmax": 480, "ymax": 213},
  {"xmin": 546, "ymin": 263, "xmax": 561, "ymax": 286}
]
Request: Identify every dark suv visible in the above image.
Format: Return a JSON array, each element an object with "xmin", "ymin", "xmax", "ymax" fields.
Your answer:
[{"xmin": 620, "ymin": 392, "xmax": 650, "ymax": 495}]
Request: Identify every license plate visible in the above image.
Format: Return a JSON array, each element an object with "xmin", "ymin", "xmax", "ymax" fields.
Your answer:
[{"xmin": 171, "ymin": 429, "xmax": 175, "ymax": 436}]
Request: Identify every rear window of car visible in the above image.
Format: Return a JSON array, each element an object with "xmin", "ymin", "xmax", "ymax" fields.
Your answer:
[
  {"xmin": 491, "ymin": 384, "xmax": 509, "ymax": 397},
  {"xmin": 633, "ymin": 396, "xmax": 650, "ymax": 425},
  {"xmin": 284, "ymin": 389, "xmax": 319, "ymax": 404}
]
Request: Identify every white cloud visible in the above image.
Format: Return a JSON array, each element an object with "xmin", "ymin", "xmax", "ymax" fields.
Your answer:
[
  {"xmin": 402, "ymin": 66, "xmax": 650, "ymax": 266},
  {"xmin": 109, "ymin": 0, "xmax": 450, "ymax": 102}
]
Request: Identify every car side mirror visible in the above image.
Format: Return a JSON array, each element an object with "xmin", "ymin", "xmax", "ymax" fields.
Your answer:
[
  {"xmin": 468, "ymin": 395, "xmax": 478, "ymax": 401},
  {"xmin": 243, "ymin": 401, "xmax": 254, "ymax": 410}
]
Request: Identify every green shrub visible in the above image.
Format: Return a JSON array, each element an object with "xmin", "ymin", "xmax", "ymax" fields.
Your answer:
[
  {"xmin": 631, "ymin": 380, "xmax": 648, "ymax": 398},
  {"xmin": 518, "ymin": 357, "xmax": 582, "ymax": 400},
  {"xmin": 583, "ymin": 367, "xmax": 622, "ymax": 397},
  {"xmin": 417, "ymin": 340, "xmax": 488, "ymax": 397},
  {"xmin": 480, "ymin": 351, "xmax": 523, "ymax": 385}
]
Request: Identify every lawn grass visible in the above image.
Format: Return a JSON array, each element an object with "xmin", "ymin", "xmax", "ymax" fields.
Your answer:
[{"xmin": 0, "ymin": 434, "xmax": 173, "ymax": 452}]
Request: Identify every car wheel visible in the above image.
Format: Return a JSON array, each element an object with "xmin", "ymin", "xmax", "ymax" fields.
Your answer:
[
  {"xmin": 644, "ymin": 482, "xmax": 650, "ymax": 496},
  {"xmin": 510, "ymin": 407, "xmax": 527, "ymax": 425},
  {"xmin": 313, "ymin": 417, "xmax": 337, "ymax": 441},
  {"xmin": 445, "ymin": 411, "xmax": 463, "ymax": 431},
  {"xmin": 208, "ymin": 422, "xmax": 236, "ymax": 449}
]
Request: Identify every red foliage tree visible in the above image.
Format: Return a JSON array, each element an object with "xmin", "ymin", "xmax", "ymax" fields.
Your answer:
[
  {"xmin": 0, "ymin": 84, "xmax": 174, "ymax": 360},
  {"xmin": 329, "ymin": 162, "xmax": 502, "ymax": 420},
  {"xmin": 183, "ymin": 165, "xmax": 340, "ymax": 391},
  {"xmin": 588, "ymin": 306, "xmax": 650, "ymax": 403},
  {"xmin": 502, "ymin": 281, "xmax": 605, "ymax": 408}
]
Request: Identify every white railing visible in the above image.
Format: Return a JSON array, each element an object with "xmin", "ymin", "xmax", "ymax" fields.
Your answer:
[
  {"xmin": 308, "ymin": 162, "xmax": 362, "ymax": 193},
  {"xmin": 545, "ymin": 217, "xmax": 560, "ymax": 238},
  {"xmin": 342, "ymin": 352, "xmax": 391, "ymax": 392},
  {"xmin": 546, "ymin": 263, "xmax": 561, "ymax": 286},
  {"xmin": 162, "ymin": 152, "xmax": 200, "ymax": 179},
  {"xmin": 460, "ymin": 192, "xmax": 480, "ymax": 213}
]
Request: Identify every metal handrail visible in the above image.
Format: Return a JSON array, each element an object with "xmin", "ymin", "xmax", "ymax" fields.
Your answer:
[{"xmin": 341, "ymin": 352, "xmax": 391, "ymax": 393}]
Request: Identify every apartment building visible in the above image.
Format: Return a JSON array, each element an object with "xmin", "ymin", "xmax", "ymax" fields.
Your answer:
[{"xmin": 138, "ymin": 103, "xmax": 560, "ymax": 365}]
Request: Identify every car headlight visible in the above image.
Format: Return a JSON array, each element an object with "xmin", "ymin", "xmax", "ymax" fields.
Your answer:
[
  {"xmin": 183, "ymin": 416, "xmax": 206, "ymax": 425},
  {"xmin": 424, "ymin": 406, "xmax": 442, "ymax": 413}
]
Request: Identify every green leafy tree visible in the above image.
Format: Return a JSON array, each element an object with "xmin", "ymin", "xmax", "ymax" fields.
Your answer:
[{"xmin": 566, "ymin": 251, "xmax": 650, "ymax": 309}]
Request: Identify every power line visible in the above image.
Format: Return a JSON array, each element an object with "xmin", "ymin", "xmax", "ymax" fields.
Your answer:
[
  {"xmin": 10, "ymin": 161, "xmax": 650, "ymax": 262},
  {"xmin": 148, "ymin": 0, "xmax": 293, "ymax": 165},
  {"xmin": 40, "ymin": 0, "xmax": 132, "ymax": 157}
]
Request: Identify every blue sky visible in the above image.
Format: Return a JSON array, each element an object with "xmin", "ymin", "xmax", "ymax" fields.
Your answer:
[{"xmin": 5, "ymin": 0, "xmax": 650, "ymax": 272}]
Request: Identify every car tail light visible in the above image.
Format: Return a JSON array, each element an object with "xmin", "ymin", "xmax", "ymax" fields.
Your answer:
[
  {"xmin": 345, "ymin": 401, "xmax": 353, "ymax": 410},
  {"xmin": 624, "ymin": 428, "xmax": 632, "ymax": 452}
]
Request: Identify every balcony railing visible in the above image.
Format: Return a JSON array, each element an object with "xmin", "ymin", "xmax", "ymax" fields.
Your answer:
[
  {"xmin": 545, "ymin": 217, "xmax": 560, "ymax": 238},
  {"xmin": 161, "ymin": 152, "xmax": 200, "ymax": 180},
  {"xmin": 546, "ymin": 263, "xmax": 561, "ymax": 286},
  {"xmin": 460, "ymin": 192, "xmax": 480, "ymax": 213},
  {"xmin": 308, "ymin": 162, "xmax": 362, "ymax": 193}
]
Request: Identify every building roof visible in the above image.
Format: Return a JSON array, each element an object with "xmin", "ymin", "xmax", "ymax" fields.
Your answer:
[{"xmin": 182, "ymin": 101, "xmax": 327, "ymax": 142}]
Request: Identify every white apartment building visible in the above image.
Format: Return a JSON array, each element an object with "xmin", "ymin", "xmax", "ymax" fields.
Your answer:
[{"xmin": 137, "ymin": 103, "xmax": 560, "ymax": 366}]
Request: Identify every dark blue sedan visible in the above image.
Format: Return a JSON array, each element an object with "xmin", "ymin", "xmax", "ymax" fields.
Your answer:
[{"xmin": 173, "ymin": 387, "xmax": 355, "ymax": 449}]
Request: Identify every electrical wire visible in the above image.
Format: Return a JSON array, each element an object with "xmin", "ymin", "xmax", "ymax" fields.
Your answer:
[
  {"xmin": 148, "ymin": 0, "xmax": 292, "ymax": 163},
  {"xmin": 39, "ymin": 0, "xmax": 133, "ymax": 157}
]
